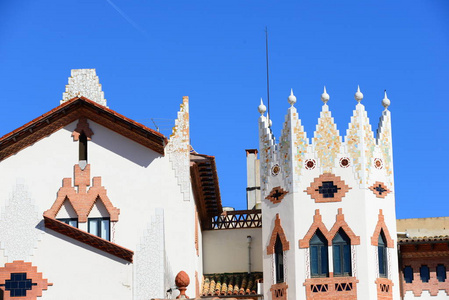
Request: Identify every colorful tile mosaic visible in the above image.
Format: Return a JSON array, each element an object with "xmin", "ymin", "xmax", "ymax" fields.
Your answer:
[
  {"xmin": 313, "ymin": 105, "xmax": 341, "ymax": 173},
  {"xmin": 259, "ymin": 115, "xmax": 276, "ymax": 195},
  {"xmin": 377, "ymin": 110, "xmax": 393, "ymax": 187}
]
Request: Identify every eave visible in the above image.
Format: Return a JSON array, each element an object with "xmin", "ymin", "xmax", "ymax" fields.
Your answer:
[{"xmin": 0, "ymin": 97, "xmax": 167, "ymax": 161}]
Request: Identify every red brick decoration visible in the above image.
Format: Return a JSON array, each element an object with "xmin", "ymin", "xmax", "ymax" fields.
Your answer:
[
  {"xmin": 371, "ymin": 210, "xmax": 394, "ymax": 248},
  {"xmin": 369, "ymin": 182, "xmax": 391, "ymax": 199},
  {"xmin": 265, "ymin": 186, "xmax": 288, "ymax": 204},
  {"xmin": 305, "ymin": 173, "xmax": 351, "ymax": 203},
  {"xmin": 300, "ymin": 209, "xmax": 360, "ymax": 248},
  {"xmin": 72, "ymin": 117, "xmax": 94, "ymax": 141},
  {"xmin": 304, "ymin": 273, "xmax": 358, "ymax": 300},
  {"xmin": 44, "ymin": 164, "xmax": 120, "ymax": 223},
  {"xmin": 328, "ymin": 208, "xmax": 361, "ymax": 245},
  {"xmin": 175, "ymin": 271, "xmax": 190, "ymax": 299},
  {"xmin": 270, "ymin": 282, "xmax": 288, "ymax": 300},
  {"xmin": 267, "ymin": 214, "xmax": 290, "ymax": 255},
  {"xmin": 195, "ymin": 207, "xmax": 199, "ymax": 256},
  {"xmin": 0, "ymin": 261, "xmax": 52, "ymax": 300},
  {"xmin": 375, "ymin": 278, "xmax": 393, "ymax": 300},
  {"xmin": 299, "ymin": 210, "xmax": 329, "ymax": 248}
]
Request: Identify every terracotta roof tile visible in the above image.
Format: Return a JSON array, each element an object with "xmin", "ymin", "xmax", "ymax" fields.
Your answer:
[{"xmin": 202, "ymin": 273, "xmax": 263, "ymax": 297}]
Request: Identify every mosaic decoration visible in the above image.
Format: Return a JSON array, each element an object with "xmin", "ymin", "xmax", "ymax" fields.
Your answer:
[
  {"xmin": 266, "ymin": 186, "xmax": 288, "ymax": 204},
  {"xmin": 61, "ymin": 69, "xmax": 107, "ymax": 106},
  {"xmin": 271, "ymin": 164, "xmax": 281, "ymax": 176},
  {"xmin": 369, "ymin": 182, "xmax": 391, "ymax": 199},
  {"xmin": 313, "ymin": 104, "xmax": 342, "ymax": 173},
  {"xmin": 374, "ymin": 158, "xmax": 383, "ymax": 169},
  {"xmin": 0, "ymin": 182, "xmax": 42, "ymax": 262},
  {"xmin": 305, "ymin": 173, "xmax": 351, "ymax": 203},
  {"xmin": 135, "ymin": 209, "xmax": 165, "ymax": 300},
  {"xmin": 280, "ymin": 107, "xmax": 308, "ymax": 192},
  {"xmin": 377, "ymin": 110, "xmax": 393, "ymax": 187},
  {"xmin": 259, "ymin": 115, "xmax": 276, "ymax": 195},
  {"xmin": 339, "ymin": 157, "xmax": 350, "ymax": 168},
  {"xmin": 305, "ymin": 159, "xmax": 316, "ymax": 170},
  {"xmin": 345, "ymin": 103, "xmax": 375, "ymax": 185},
  {"xmin": 0, "ymin": 261, "xmax": 52, "ymax": 300},
  {"xmin": 166, "ymin": 97, "xmax": 191, "ymax": 201}
]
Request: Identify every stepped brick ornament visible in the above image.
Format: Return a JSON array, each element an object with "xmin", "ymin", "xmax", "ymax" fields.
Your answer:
[
  {"xmin": 72, "ymin": 117, "xmax": 94, "ymax": 141},
  {"xmin": 267, "ymin": 214, "xmax": 290, "ymax": 255},
  {"xmin": 0, "ymin": 261, "xmax": 52, "ymax": 299},
  {"xmin": 371, "ymin": 210, "xmax": 394, "ymax": 248},
  {"xmin": 44, "ymin": 164, "xmax": 120, "ymax": 223},
  {"xmin": 266, "ymin": 186, "xmax": 288, "ymax": 204},
  {"xmin": 175, "ymin": 271, "xmax": 190, "ymax": 299},
  {"xmin": 345, "ymin": 86, "xmax": 376, "ymax": 186},
  {"xmin": 313, "ymin": 87, "xmax": 342, "ymax": 173},
  {"xmin": 369, "ymin": 181, "xmax": 391, "ymax": 198},
  {"xmin": 305, "ymin": 173, "xmax": 351, "ymax": 203},
  {"xmin": 166, "ymin": 97, "xmax": 191, "ymax": 201},
  {"xmin": 61, "ymin": 69, "xmax": 107, "ymax": 107}
]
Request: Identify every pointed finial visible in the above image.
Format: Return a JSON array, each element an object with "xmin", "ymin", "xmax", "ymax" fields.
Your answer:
[
  {"xmin": 354, "ymin": 85, "xmax": 363, "ymax": 103},
  {"xmin": 258, "ymin": 98, "xmax": 267, "ymax": 115},
  {"xmin": 288, "ymin": 88, "xmax": 297, "ymax": 106},
  {"xmin": 382, "ymin": 90, "xmax": 390, "ymax": 109},
  {"xmin": 321, "ymin": 86, "xmax": 330, "ymax": 104}
]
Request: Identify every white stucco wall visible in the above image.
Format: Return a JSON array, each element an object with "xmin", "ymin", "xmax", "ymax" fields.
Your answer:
[{"xmin": 202, "ymin": 228, "xmax": 262, "ymax": 274}]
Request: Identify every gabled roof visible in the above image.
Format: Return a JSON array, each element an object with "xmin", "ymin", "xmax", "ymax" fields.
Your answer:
[
  {"xmin": 190, "ymin": 153, "xmax": 223, "ymax": 229},
  {"xmin": 0, "ymin": 97, "xmax": 167, "ymax": 161}
]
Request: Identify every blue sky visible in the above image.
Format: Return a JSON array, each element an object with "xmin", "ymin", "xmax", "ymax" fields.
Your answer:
[{"xmin": 1, "ymin": 1, "xmax": 448, "ymax": 218}]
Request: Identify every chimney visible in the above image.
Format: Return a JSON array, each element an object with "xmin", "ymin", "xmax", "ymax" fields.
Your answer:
[{"xmin": 246, "ymin": 149, "xmax": 261, "ymax": 209}]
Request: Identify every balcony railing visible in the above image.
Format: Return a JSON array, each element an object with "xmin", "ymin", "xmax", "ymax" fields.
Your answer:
[
  {"xmin": 206, "ymin": 209, "xmax": 262, "ymax": 230},
  {"xmin": 304, "ymin": 275, "xmax": 358, "ymax": 299}
]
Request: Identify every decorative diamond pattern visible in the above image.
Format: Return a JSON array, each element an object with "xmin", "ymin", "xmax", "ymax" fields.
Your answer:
[
  {"xmin": 369, "ymin": 181, "xmax": 391, "ymax": 199},
  {"xmin": 305, "ymin": 173, "xmax": 351, "ymax": 203},
  {"xmin": 266, "ymin": 186, "xmax": 289, "ymax": 204}
]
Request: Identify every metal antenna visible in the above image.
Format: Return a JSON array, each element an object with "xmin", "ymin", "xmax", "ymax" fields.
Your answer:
[
  {"xmin": 151, "ymin": 118, "xmax": 160, "ymax": 132},
  {"xmin": 265, "ymin": 26, "xmax": 271, "ymax": 124}
]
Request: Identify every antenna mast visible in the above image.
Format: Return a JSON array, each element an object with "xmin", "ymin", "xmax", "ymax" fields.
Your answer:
[{"xmin": 265, "ymin": 27, "xmax": 271, "ymax": 123}]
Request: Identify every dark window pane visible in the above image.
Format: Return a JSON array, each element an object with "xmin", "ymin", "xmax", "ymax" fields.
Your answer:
[
  {"xmin": 333, "ymin": 245, "xmax": 341, "ymax": 275},
  {"xmin": 321, "ymin": 245, "xmax": 329, "ymax": 275},
  {"xmin": 274, "ymin": 234, "xmax": 284, "ymax": 283},
  {"xmin": 378, "ymin": 230, "xmax": 388, "ymax": 277},
  {"xmin": 311, "ymin": 246, "xmax": 318, "ymax": 276},
  {"xmin": 343, "ymin": 244, "xmax": 351, "ymax": 275},
  {"xmin": 79, "ymin": 132, "xmax": 88, "ymax": 161},
  {"xmin": 437, "ymin": 265, "xmax": 446, "ymax": 282},
  {"xmin": 404, "ymin": 266, "xmax": 413, "ymax": 283},
  {"xmin": 420, "ymin": 265, "xmax": 430, "ymax": 283}
]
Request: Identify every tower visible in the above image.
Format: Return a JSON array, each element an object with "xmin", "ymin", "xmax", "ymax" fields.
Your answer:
[{"xmin": 259, "ymin": 87, "xmax": 399, "ymax": 299}]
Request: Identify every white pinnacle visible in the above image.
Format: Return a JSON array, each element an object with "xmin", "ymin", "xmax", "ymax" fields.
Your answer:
[
  {"xmin": 288, "ymin": 88, "xmax": 297, "ymax": 106},
  {"xmin": 382, "ymin": 90, "xmax": 390, "ymax": 109},
  {"xmin": 355, "ymin": 85, "xmax": 363, "ymax": 103},
  {"xmin": 321, "ymin": 86, "xmax": 330, "ymax": 104},
  {"xmin": 258, "ymin": 98, "xmax": 267, "ymax": 115}
]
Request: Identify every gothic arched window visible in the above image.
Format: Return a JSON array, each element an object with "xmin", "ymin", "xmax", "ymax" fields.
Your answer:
[
  {"xmin": 274, "ymin": 234, "xmax": 284, "ymax": 283},
  {"xmin": 310, "ymin": 229, "xmax": 328, "ymax": 277},
  {"xmin": 332, "ymin": 228, "xmax": 351, "ymax": 276},
  {"xmin": 378, "ymin": 230, "xmax": 388, "ymax": 278}
]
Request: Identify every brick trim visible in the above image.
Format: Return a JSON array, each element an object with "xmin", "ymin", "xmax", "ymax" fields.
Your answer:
[
  {"xmin": 328, "ymin": 208, "xmax": 360, "ymax": 245},
  {"xmin": 304, "ymin": 273, "xmax": 358, "ymax": 299},
  {"xmin": 195, "ymin": 207, "xmax": 199, "ymax": 256},
  {"xmin": 266, "ymin": 186, "xmax": 288, "ymax": 204},
  {"xmin": 371, "ymin": 210, "xmax": 394, "ymax": 248},
  {"xmin": 72, "ymin": 117, "xmax": 94, "ymax": 141},
  {"xmin": 305, "ymin": 173, "xmax": 351, "ymax": 203},
  {"xmin": 270, "ymin": 282, "xmax": 288, "ymax": 300},
  {"xmin": 375, "ymin": 278, "xmax": 393, "ymax": 300},
  {"xmin": 267, "ymin": 214, "xmax": 290, "ymax": 255},
  {"xmin": 0, "ymin": 261, "xmax": 52, "ymax": 300},
  {"xmin": 369, "ymin": 181, "xmax": 391, "ymax": 199},
  {"xmin": 44, "ymin": 164, "xmax": 120, "ymax": 223},
  {"xmin": 299, "ymin": 210, "xmax": 329, "ymax": 248}
]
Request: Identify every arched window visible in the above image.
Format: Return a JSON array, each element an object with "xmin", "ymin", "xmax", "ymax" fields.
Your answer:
[
  {"xmin": 274, "ymin": 234, "xmax": 284, "ymax": 283},
  {"xmin": 437, "ymin": 264, "xmax": 447, "ymax": 282},
  {"xmin": 404, "ymin": 266, "xmax": 413, "ymax": 283},
  {"xmin": 420, "ymin": 265, "xmax": 430, "ymax": 283},
  {"xmin": 332, "ymin": 228, "xmax": 351, "ymax": 276},
  {"xmin": 310, "ymin": 229, "xmax": 328, "ymax": 277},
  {"xmin": 378, "ymin": 230, "xmax": 388, "ymax": 278}
]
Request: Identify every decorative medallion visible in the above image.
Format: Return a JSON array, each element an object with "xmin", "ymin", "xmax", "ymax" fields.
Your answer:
[
  {"xmin": 266, "ymin": 186, "xmax": 289, "ymax": 204},
  {"xmin": 339, "ymin": 157, "xmax": 350, "ymax": 168},
  {"xmin": 369, "ymin": 182, "xmax": 391, "ymax": 199},
  {"xmin": 374, "ymin": 158, "xmax": 383, "ymax": 169},
  {"xmin": 305, "ymin": 159, "xmax": 316, "ymax": 170},
  {"xmin": 271, "ymin": 164, "xmax": 281, "ymax": 176},
  {"xmin": 305, "ymin": 173, "xmax": 351, "ymax": 203},
  {"xmin": 0, "ymin": 261, "xmax": 52, "ymax": 299}
]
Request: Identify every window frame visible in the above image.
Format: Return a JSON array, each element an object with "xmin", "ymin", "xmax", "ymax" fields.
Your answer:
[
  {"xmin": 310, "ymin": 229, "xmax": 329, "ymax": 278},
  {"xmin": 57, "ymin": 218, "xmax": 78, "ymax": 228},
  {"xmin": 274, "ymin": 234, "xmax": 284, "ymax": 284},
  {"xmin": 378, "ymin": 230, "xmax": 388, "ymax": 278},
  {"xmin": 88, "ymin": 217, "xmax": 110, "ymax": 241},
  {"xmin": 332, "ymin": 228, "xmax": 352, "ymax": 277}
]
